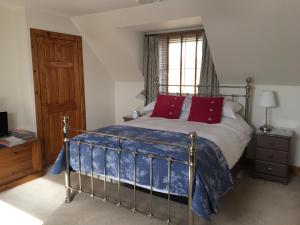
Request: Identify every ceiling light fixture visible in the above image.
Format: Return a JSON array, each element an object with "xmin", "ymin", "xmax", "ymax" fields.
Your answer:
[{"xmin": 138, "ymin": 0, "xmax": 167, "ymax": 5}]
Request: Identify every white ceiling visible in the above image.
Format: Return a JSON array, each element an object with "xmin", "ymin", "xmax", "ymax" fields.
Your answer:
[
  {"xmin": 125, "ymin": 16, "xmax": 202, "ymax": 33},
  {"xmin": 0, "ymin": 0, "xmax": 143, "ymax": 16}
]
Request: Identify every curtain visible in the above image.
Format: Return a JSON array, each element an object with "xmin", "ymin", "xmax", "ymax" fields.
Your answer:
[
  {"xmin": 198, "ymin": 32, "xmax": 220, "ymax": 96},
  {"xmin": 143, "ymin": 35, "xmax": 160, "ymax": 104}
]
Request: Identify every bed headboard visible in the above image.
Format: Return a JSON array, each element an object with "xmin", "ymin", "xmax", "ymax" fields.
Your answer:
[
  {"xmin": 158, "ymin": 77, "xmax": 253, "ymax": 123},
  {"xmin": 197, "ymin": 77, "xmax": 253, "ymax": 123}
]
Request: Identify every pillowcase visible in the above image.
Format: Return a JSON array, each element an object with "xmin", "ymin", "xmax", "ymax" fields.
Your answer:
[
  {"xmin": 188, "ymin": 96, "xmax": 224, "ymax": 124},
  {"xmin": 179, "ymin": 94, "xmax": 192, "ymax": 120},
  {"xmin": 151, "ymin": 95, "xmax": 185, "ymax": 119},
  {"xmin": 143, "ymin": 101, "xmax": 156, "ymax": 113},
  {"xmin": 222, "ymin": 100, "xmax": 243, "ymax": 119}
]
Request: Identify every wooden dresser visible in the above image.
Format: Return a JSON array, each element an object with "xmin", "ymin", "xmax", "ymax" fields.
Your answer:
[
  {"xmin": 254, "ymin": 128, "xmax": 293, "ymax": 184},
  {"xmin": 0, "ymin": 138, "xmax": 45, "ymax": 191}
]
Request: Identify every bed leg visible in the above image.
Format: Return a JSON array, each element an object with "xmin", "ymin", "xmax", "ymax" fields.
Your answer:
[
  {"xmin": 188, "ymin": 132, "xmax": 197, "ymax": 225},
  {"xmin": 63, "ymin": 116, "xmax": 72, "ymax": 203}
]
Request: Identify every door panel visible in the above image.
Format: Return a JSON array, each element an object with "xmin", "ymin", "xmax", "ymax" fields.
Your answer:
[{"xmin": 31, "ymin": 29, "xmax": 86, "ymax": 165}]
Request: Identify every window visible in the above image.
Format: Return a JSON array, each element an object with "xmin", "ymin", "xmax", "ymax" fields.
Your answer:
[{"xmin": 159, "ymin": 31, "xmax": 203, "ymax": 95}]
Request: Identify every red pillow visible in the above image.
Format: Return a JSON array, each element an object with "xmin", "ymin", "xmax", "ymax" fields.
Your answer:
[
  {"xmin": 188, "ymin": 96, "xmax": 224, "ymax": 124},
  {"xmin": 151, "ymin": 95, "xmax": 185, "ymax": 119}
]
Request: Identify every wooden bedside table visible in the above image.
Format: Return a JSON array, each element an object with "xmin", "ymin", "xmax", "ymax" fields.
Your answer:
[
  {"xmin": 254, "ymin": 128, "xmax": 293, "ymax": 184},
  {"xmin": 0, "ymin": 138, "xmax": 44, "ymax": 191}
]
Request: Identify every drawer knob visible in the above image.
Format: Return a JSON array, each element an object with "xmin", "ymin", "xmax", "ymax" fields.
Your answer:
[
  {"xmin": 268, "ymin": 167, "xmax": 272, "ymax": 171},
  {"xmin": 268, "ymin": 154, "xmax": 274, "ymax": 159}
]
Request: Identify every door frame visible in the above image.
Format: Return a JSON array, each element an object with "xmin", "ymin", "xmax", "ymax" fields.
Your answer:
[{"xmin": 30, "ymin": 28, "xmax": 86, "ymax": 166}]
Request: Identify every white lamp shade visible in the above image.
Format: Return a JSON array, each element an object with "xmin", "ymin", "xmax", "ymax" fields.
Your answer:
[
  {"xmin": 259, "ymin": 91, "xmax": 277, "ymax": 108},
  {"xmin": 136, "ymin": 90, "xmax": 146, "ymax": 101}
]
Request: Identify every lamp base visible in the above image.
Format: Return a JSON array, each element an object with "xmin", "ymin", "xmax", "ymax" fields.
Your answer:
[{"xmin": 259, "ymin": 124, "xmax": 273, "ymax": 133}]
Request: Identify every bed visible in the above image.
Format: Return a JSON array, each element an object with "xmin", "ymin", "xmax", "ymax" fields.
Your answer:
[{"xmin": 51, "ymin": 78, "xmax": 253, "ymax": 225}]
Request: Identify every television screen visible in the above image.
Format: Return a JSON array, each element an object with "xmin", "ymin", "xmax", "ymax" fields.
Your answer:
[{"xmin": 0, "ymin": 112, "xmax": 8, "ymax": 137}]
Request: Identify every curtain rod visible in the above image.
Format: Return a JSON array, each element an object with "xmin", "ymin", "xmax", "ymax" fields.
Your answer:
[{"xmin": 145, "ymin": 26, "xmax": 204, "ymax": 36}]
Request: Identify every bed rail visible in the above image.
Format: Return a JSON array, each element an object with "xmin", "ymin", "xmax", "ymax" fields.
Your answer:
[{"xmin": 63, "ymin": 116, "xmax": 197, "ymax": 225}]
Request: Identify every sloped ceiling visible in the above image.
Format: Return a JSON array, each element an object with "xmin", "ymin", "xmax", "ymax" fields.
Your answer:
[
  {"xmin": 200, "ymin": 0, "xmax": 300, "ymax": 85},
  {"xmin": 72, "ymin": 0, "xmax": 202, "ymax": 82},
  {"xmin": 3, "ymin": 0, "xmax": 296, "ymax": 85},
  {"xmin": 72, "ymin": 0, "xmax": 300, "ymax": 85},
  {"xmin": 0, "ymin": 0, "xmax": 140, "ymax": 16}
]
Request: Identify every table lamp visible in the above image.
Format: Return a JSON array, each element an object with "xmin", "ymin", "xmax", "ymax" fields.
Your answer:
[
  {"xmin": 259, "ymin": 91, "xmax": 277, "ymax": 132},
  {"xmin": 136, "ymin": 90, "xmax": 146, "ymax": 104}
]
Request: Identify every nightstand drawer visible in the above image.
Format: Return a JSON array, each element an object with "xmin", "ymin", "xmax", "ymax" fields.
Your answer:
[
  {"xmin": 255, "ymin": 160, "xmax": 288, "ymax": 177},
  {"xmin": 256, "ymin": 135, "xmax": 289, "ymax": 151},
  {"xmin": 256, "ymin": 148, "xmax": 288, "ymax": 164}
]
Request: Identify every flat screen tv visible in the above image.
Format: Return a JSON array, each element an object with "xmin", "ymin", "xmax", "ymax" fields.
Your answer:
[{"xmin": 0, "ymin": 112, "xmax": 8, "ymax": 137}]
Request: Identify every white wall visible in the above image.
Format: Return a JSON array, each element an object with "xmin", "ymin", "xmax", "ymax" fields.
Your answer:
[
  {"xmin": 82, "ymin": 43, "xmax": 115, "ymax": 129},
  {"xmin": 0, "ymin": 6, "xmax": 33, "ymax": 130},
  {"xmin": 0, "ymin": 5, "xmax": 115, "ymax": 131},
  {"xmin": 26, "ymin": 8, "xmax": 115, "ymax": 129},
  {"xmin": 114, "ymin": 81, "xmax": 144, "ymax": 124},
  {"xmin": 72, "ymin": 0, "xmax": 202, "ymax": 82}
]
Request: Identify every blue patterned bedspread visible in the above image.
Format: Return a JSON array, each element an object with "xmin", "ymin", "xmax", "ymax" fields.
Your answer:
[{"xmin": 51, "ymin": 125, "xmax": 233, "ymax": 220}]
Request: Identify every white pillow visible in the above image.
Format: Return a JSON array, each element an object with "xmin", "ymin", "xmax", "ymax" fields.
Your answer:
[
  {"xmin": 222, "ymin": 100, "xmax": 242, "ymax": 119},
  {"xmin": 179, "ymin": 94, "xmax": 192, "ymax": 120},
  {"xmin": 143, "ymin": 101, "xmax": 155, "ymax": 113}
]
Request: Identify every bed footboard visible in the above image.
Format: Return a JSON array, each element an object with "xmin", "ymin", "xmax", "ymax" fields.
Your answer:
[{"xmin": 62, "ymin": 116, "xmax": 196, "ymax": 225}]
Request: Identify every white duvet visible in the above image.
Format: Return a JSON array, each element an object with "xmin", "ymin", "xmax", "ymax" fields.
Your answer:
[{"xmin": 124, "ymin": 115, "xmax": 253, "ymax": 169}]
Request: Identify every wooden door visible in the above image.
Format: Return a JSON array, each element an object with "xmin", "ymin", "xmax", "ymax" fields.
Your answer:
[{"xmin": 31, "ymin": 29, "xmax": 86, "ymax": 166}]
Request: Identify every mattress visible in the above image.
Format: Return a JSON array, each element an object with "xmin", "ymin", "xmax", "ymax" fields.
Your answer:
[{"xmin": 124, "ymin": 115, "xmax": 253, "ymax": 169}]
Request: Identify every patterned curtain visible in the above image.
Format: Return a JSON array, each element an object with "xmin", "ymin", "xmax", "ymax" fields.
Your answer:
[
  {"xmin": 198, "ymin": 32, "xmax": 220, "ymax": 96},
  {"xmin": 143, "ymin": 35, "xmax": 160, "ymax": 104}
]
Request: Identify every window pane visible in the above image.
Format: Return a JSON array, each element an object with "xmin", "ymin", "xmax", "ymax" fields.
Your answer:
[
  {"xmin": 182, "ymin": 40, "xmax": 196, "ymax": 69},
  {"xmin": 169, "ymin": 42, "xmax": 181, "ymax": 70},
  {"xmin": 182, "ymin": 86, "xmax": 194, "ymax": 94},
  {"xmin": 158, "ymin": 33, "xmax": 203, "ymax": 95},
  {"xmin": 197, "ymin": 40, "xmax": 203, "ymax": 70},
  {"xmin": 196, "ymin": 40, "xmax": 203, "ymax": 86},
  {"xmin": 196, "ymin": 68, "xmax": 201, "ymax": 85},
  {"xmin": 182, "ymin": 68, "xmax": 195, "ymax": 86},
  {"xmin": 168, "ymin": 69, "xmax": 180, "ymax": 85},
  {"xmin": 168, "ymin": 85, "xmax": 180, "ymax": 94}
]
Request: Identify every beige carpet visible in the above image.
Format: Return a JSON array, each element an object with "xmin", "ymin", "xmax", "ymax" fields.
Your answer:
[{"xmin": 0, "ymin": 171, "xmax": 299, "ymax": 225}]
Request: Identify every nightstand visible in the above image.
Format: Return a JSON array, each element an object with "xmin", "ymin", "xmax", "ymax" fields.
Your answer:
[
  {"xmin": 123, "ymin": 115, "xmax": 136, "ymax": 122},
  {"xmin": 254, "ymin": 128, "xmax": 293, "ymax": 184}
]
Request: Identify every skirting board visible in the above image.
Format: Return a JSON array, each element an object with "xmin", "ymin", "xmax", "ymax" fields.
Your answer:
[
  {"xmin": 289, "ymin": 166, "xmax": 300, "ymax": 176},
  {"xmin": 0, "ymin": 170, "xmax": 46, "ymax": 192}
]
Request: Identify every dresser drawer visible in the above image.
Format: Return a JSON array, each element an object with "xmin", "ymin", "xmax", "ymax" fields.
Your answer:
[
  {"xmin": 0, "ymin": 143, "xmax": 33, "ymax": 180},
  {"xmin": 256, "ymin": 148, "xmax": 288, "ymax": 164},
  {"xmin": 256, "ymin": 135, "xmax": 289, "ymax": 151},
  {"xmin": 255, "ymin": 160, "xmax": 288, "ymax": 177}
]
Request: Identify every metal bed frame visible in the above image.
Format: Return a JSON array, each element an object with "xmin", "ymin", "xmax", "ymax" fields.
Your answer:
[{"xmin": 62, "ymin": 77, "xmax": 253, "ymax": 225}]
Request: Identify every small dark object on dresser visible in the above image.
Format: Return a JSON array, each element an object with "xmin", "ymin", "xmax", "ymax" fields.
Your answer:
[{"xmin": 0, "ymin": 112, "xmax": 8, "ymax": 137}]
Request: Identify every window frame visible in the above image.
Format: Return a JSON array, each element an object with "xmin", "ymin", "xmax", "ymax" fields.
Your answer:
[{"xmin": 156, "ymin": 30, "xmax": 203, "ymax": 96}]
